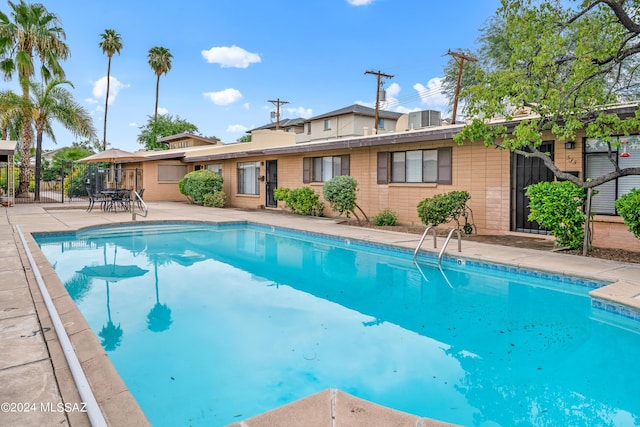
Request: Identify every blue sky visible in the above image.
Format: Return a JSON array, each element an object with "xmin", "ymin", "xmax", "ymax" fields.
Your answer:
[{"xmin": 5, "ymin": 0, "xmax": 502, "ymax": 152}]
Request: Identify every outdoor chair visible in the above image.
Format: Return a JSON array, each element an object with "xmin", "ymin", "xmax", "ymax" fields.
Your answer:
[
  {"xmin": 86, "ymin": 187, "xmax": 108, "ymax": 213},
  {"xmin": 104, "ymin": 189, "xmax": 131, "ymax": 212}
]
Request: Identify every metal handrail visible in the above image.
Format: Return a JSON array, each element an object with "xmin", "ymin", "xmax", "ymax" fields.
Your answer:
[
  {"xmin": 438, "ymin": 228, "xmax": 462, "ymax": 264},
  {"xmin": 413, "ymin": 226, "xmax": 437, "ymax": 262},
  {"xmin": 131, "ymin": 191, "xmax": 148, "ymax": 220}
]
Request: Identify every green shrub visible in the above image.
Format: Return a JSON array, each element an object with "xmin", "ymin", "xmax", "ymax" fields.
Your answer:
[
  {"xmin": 323, "ymin": 175, "xmax": 368, "ymax": 223},
  {"xmin": 203, "ymin": 191, "xmax": 227, "ymax": 208},
  {"xmin": 417, "ymin": 190, "xmax": 471, "ymax": 229},
  {"xmin": 615, "ymin": 188, "xmax": 640, "ymax": 239},
  {"xmin": 374, "ymin": 209, "xmax": 398, "ymax": 226},
  {"xmin": 274, "ymin": 186, "xmax": 324, "ymax": 216},
  {"xmin": 526, "ymin": 181, "xmax": 587, "ymax": 249},
  {"xmin": 178, "ymin": 170, "xmax": 223, "ymax": 204}
]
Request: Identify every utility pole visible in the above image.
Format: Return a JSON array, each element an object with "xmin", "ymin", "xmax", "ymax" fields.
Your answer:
[
  {"xmin": 365, "ymin": 70, "xmax": 394, "ymax": 133},
  {"xmin": 447, "ymin": 50, "xmax": 477, "ymax": 124},
  {"xmin": 268, "ymin": 98, "xmax": 289, "ymax": 130}
]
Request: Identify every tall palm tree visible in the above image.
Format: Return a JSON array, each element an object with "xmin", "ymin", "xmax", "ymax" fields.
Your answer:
[
  {"xmin": 99, "ymin": 29, "xmax": 122, "ymax": 152},
  {"xmin": 147, "ymin": 46, "xmax": 172, "ymax": 122},
  {"xmin": 0, "ymin": 0, "xmax": 69, "ymax": 195},
  {"xmin": 0, "ymin": 79, "xmax": 96, "ymax": 201}
]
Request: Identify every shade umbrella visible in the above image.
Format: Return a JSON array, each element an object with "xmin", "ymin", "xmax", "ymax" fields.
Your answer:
[{"xmin": 77, "ymin": 148, "xmax": 140, "ymax": 163}]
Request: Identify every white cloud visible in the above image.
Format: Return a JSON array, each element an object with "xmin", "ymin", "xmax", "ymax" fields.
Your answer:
[
  {"xmin": 347, "ymin": 0, "xmax": 374, "ymax": 5},
  {"xmin": 157, "ymin": 107, "xmax": 169, "ymax": 115},
  {"xmin": 203, "ymin": 88, "xmax": 243, "ymax": 106},
  {"xmin": 243, "ymin": 102, "xmax": 250, "ymax": 110},
  {"xmin": 227, "ymin": 124, "xmax": 248, "ymax": 133},
  {"xmin": 286, "ymin": 106, "xmax": 313, "ymax": 118},
  {"xmin": 85, "ymin": 98, "xmax": 98, "ymax": 104},
  {"xmin": 413, "ymin": 77, "xmax": 448, "ymax": 108},
  {"xmin": 128, "ymin": 122, "xmax": 137, "ymax": 127},
  {"xmin": 201, "ymin": 45, "xmax": 261, "ymax": 68},
  {"xmin": 91, "ymin": 76, "xmax": 129, "ymax": 105},
  {"xmin": 355, "ymin": 100, "xmax": 374, "ymax": 108}
]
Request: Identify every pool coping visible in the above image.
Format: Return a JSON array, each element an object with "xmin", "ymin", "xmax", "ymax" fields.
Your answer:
[{"xmin": 7, "ymin": 203, "xmax": 640, "ymax": 426}]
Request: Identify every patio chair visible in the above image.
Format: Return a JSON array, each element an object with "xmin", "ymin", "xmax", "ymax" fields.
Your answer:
[
  {"xmin": 105, "ymin": 189, "xmax": 131, "ymax": 212},
  {"xmin": 86, "ymin": 187, "xmax": 108, "ymax": 213}
]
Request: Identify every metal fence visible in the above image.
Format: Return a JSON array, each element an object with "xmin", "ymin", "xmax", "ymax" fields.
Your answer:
[{"xmin": 1, "ymin": 161, "xmax": 143, "ymax": 204}]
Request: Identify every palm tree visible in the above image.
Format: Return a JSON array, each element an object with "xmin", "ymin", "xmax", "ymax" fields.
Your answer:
[
  {"xmin": 147, "ymin": 46, "xmax": 172, "ymax": 122},
  {"xmin": 99, "ymin": 29, "xmax": 122, "ymax": 152},
  {"xmin": 0, "ymin": 79, "xmax": 96, "ymax": 200},
  {"xmin": 0, "ymin": 0, "xmax": 69, "ymax": 196}
]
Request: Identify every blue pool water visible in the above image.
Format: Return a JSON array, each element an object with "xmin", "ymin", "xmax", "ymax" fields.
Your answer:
[{"xmin": 35, "ymin": 222, "xmax": 640, "ymax": 427}]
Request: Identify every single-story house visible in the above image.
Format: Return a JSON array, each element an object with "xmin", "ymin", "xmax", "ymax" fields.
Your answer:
[{"xmin": 125, "ymin": 103, "xmax": 640, "ymax": 252}]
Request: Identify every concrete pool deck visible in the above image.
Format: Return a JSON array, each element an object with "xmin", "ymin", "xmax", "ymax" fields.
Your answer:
[{"xmin": 1, "ymin": 201, "xmax": 639, "ymax": 426}]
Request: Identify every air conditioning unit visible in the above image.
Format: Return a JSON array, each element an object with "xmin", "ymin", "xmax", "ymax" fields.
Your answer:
[{"xmin": 408, "ymin": 110, "xmax": 441, "ymax": 129}]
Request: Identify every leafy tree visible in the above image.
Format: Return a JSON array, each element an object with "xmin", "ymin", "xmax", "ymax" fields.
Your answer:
[
  {"xmin": 137, "ymin": 114, "xmax": 199, "ymax": 150},
  {"xmin": 323, "ymin": 175, "xmax": 369, "ymax": 223},
  {"xmin": 0, "ymin": 80, "xmax": 95, "ymax": 200},
  {"xmin": 237, "ymin": 134, "xmax": 252, "ymax": 142},
  {"xmin": 454, "ymin": 0, "xmax": 640, "ymax": 190},
  {"xmin": 441, "ymin": 16, "xmax": 511, "ymax": 116},
  {"xmin": 99, "ymin": 29, "xmax": 123, "ymax": 151},
  {"xmin": 0, "ymin": 0, "xmax": 69, "ymax": 195},
  {"xmin": 50, "ymin": 146, "xmax": 94, "ymax": 168},
  {"xmin": 147, "ymin": 46, "xmax": 172, "ymax": 122},
  {"xmin": 72, "ymin": 138, "xmax": 102, "ymax": 152}
]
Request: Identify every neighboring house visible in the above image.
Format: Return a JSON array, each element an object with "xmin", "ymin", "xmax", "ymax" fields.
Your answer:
[
  {"xmin": 295, "ymin": 104, "xmax": 404, "ymax": 143},
  {"xmin": 157, "ymin": 133, "xmax": 219, "ymax": 149},
  {"xmin": 127, "ymin": 104, "xmax": 640, "ymax": 252},
  {"xmin": 249, "ymin": 118, "xmax": 306, "ymax": 135}
]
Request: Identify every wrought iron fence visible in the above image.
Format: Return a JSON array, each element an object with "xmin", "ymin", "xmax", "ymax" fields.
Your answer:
[{"xmin": 1, "ymin": 161, "xmax": 143, "ymax": 204}]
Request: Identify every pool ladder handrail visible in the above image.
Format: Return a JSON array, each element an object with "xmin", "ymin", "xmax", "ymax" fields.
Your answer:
[
  {"xmin": 438, "ymin": 228, "xmax": 462, "ymax": 264},
  {"xmin": 413, "ymin": 226, "xmax": 463, "ymax": 266},
  {"xmin": 413, "ymin": 226, "xmax": 437, "ymax": 262},
  {"xmin": 131, "ymin": 190, "xmax": 148, "ymax": 220}
]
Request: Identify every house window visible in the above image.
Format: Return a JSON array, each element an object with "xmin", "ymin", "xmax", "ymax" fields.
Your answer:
[
  {"xmin": 307, "ymin": 123, "xmax": 311, "ymax": 134},
  {"xmin": 379, "ymin": 147, "xmax": 451, "ymax": 184},
  {"xmin": 585, "ymin": 136, "xmax": 640, "ymax": 215},
  {"xmin": 324, "ymin": 119, "xmax": 331, "ymax": 131},
  {"xmin": 378, "ymin": 118, "xmax": 385, "ymax": 130},
  {"xmin": 303, "ymin": 155, "xmax": 350, "ymax": 183},
  {"xmin": 206, "ymin": 164, "xmax": 222, "ymax": 175},
  {"xmin": 237, "ymin": 161, "xmax": 260, "ymax": 195},
  {"xmin": 158, "ymin": 165, "xmax": 188, "ymax": 182}
]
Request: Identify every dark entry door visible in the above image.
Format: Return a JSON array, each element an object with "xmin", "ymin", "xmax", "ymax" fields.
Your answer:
[
  {"xmin": 266, "ymin": 160, "xmax": 278, "ymax": 208},
  {"xmin": 512, "ymin": 141, "xmax": 555, "ymax": 233}
]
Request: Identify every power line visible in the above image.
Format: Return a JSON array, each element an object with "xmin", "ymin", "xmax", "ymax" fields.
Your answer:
[
  {"xmin": 268, "ymin": 98, "xmax": 289, "ymax": 130},
  {"xmin": 447, "ymin": 50, "xmax": 477, "ymax": 124},
  {"xmin": 365, "ymin": 70, "xmax": 394, "ymax": 133}
]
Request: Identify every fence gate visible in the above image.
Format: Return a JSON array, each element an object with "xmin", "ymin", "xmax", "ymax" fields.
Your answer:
[{"xmin": 2, "ymin": 161, "xmax": 142, "ymax": 204}]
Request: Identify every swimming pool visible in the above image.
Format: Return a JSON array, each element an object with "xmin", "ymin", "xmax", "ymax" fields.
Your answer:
[{"xmin": 35, "ymin": 222, "xmax": 640, "ymax": 427}]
